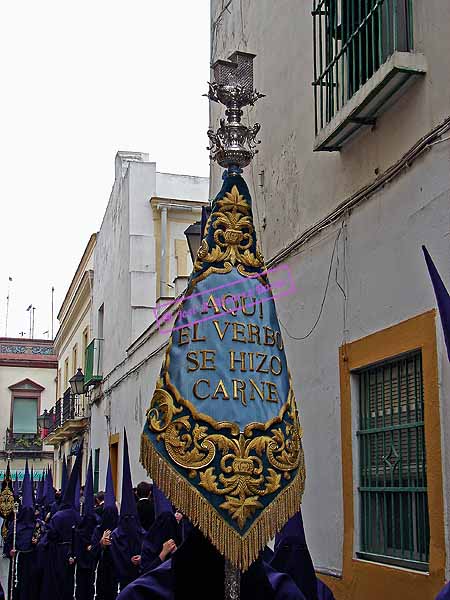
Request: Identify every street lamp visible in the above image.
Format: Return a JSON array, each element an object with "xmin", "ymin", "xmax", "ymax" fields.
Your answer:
[
  {"xmin": 184, "ymin": 206, "xmax": 211, "ymax": 263},
  {"xmin": 37, "ymin": 409, "xmax": 52, "ymax": 439},
  {"xmin": 37, "ymin": 409, "xmax": 52, "ymax": 431},
  {"xmin": 184, "ymin": 221, "xmax": 201, "ymax": 263},
  {"xmin": 69, "ymin": 368, "xmax": 85, "ymax": 396}
]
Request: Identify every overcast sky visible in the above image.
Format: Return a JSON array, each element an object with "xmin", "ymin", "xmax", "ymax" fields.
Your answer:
[{"xmin": 0, "ymin": 0, "xmax": 210, "ymax": 340}]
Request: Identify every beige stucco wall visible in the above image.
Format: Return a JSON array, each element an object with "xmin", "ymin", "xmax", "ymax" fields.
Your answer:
[
  {"xmin": 0, "ymin": 364, "xmax": 56, "ymax": 481},
  {"xmin": 0, "ymin": 364, "xmax": 56, "ymax": 441}
]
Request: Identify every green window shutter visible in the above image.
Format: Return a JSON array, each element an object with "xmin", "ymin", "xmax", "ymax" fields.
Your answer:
[
  {"xmin": 357, "ymin": 351, "xmax": 429, "ymax": 570},
  {"xmin": 13, "ymin": 397, "xmax": 38, "ymax": 434}
]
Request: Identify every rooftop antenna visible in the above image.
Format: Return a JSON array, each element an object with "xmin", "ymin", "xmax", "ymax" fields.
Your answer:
[
  {"xmin": 26, "ymin": 305, "xmax": 32, "ymax": 338},
  {"xmin": 5, "ymin": 276, "xmax": 12, "ymax": 337}
]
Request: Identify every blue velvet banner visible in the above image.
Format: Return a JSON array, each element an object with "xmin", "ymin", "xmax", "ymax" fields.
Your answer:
[{"xmin": 141, "ymin": 173, "xmax": 305, "ymax": 570}]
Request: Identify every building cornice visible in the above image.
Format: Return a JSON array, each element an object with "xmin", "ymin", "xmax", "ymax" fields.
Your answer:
[
  {"xmin": 150, "ymin": 197, "xmax": 208, "ymax": 212},
  {"xmin": 54, "ymin": 271, "xmax": 92, "ymax": 355},
  {"xmin": 57, "ymin": 233, "xmax": 96, "ymax": 322}
]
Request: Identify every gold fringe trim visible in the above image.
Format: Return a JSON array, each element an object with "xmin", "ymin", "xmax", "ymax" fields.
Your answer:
[{"xmin": 140, "ymin": 433, "xmax": 305, "ymax": 572}]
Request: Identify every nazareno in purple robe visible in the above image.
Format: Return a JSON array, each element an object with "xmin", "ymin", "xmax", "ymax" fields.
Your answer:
[
  {"xmin": 91, "ymin": 455, "xmax": 119, "ymax": 600},
  {"xmin": 140, "ymin": 511, "xmax": 179, "ymax": 574},
  {"xmin": 90, "ymin": 505, "xmax": 119, "ymax": 600},
  {"xmin": 436, "ymin": 582, "xmax": 450, "ymax": 600},
  {"xmin": 38, "ymin": 506, "xmax": 81, "ymax": 600},
  {"xmin": 74, "ymin": 455, "xmax": 98, "ymax": 600},
  {"xmin": 117, "ymin": 525, "xmax": 306, "ymax": 600},
  {"xmin": 38, "ymin": 449, "xmax": 83, "ymax": 600},
  {"xmin": 110, "ymin": 430, "xmax": 144, "ymax": 590},
  {"xmin": 269, "ymin": 510, "xmax": 335, "ymax": 600},
  {"xmin": 5, "ymin": 460, "xmax": 38, "ymax": 600},
  {"xmin": 5, "ymin": 506, "xmax": 37, "ymax": 600}
]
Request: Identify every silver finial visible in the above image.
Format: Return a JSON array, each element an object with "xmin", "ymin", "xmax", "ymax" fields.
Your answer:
[{"xmin": 206, "ymin": 51, "xmax": 265, "ymax": 171}]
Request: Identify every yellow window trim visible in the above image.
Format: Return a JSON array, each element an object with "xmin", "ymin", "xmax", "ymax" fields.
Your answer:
[
  {"xmin": 109, "ymin": 432, "xmax": 120, "ymax": 445},
  {"xmin": 321, "ymin": 310, "xmax": 445, "ymax": 600}
]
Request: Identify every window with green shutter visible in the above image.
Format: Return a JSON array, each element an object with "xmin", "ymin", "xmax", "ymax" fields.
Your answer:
[
  {"xmin": 356, "ymin": 351, "xmax": 429, "ymax": 570},
  {"xmin": 13, "ymin": 397, "xmax": 38, "ymax": 434}
]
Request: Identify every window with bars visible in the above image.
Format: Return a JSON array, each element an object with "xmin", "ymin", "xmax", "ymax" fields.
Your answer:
[
  {"xmin": 356, "ymin": 351, "xmax": 429, "ymax": 570},
  {"xmin": 312, "ymin": 0, "xmax": 414, "ymax": 134}
]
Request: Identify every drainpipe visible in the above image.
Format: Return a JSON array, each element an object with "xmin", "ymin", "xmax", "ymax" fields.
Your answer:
[{"xmin": 160, "ymin": 206, "xmax": 168, "ymax": 298}]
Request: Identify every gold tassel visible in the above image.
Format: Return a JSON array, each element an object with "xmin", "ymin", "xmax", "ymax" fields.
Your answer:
[{"xmin": 140, "ymin": 433, "xmax": 305, "ymax": 572}]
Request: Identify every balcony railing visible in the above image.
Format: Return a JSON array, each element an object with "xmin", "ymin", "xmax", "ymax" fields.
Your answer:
[
  {"xmin": 5, "ymin": 429, "xmax": 43, "ymax": 452},
  {"xmin": 43, "ymin": 391, "xmax": 89, "ymax": 443},
  {"xmin": 312, "ymin": 0, "xmax": 424, "ymax": 150},
  {"xmin": 62, "ymin": 388, "xmax": 87, "ymax": 421},
  {"xmin": 85, "ymin": 338, "xmax": 103, "ymax": 387}
]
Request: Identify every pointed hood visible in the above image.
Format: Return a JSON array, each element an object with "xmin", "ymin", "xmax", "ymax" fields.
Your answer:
[
  {"xmin": 1, "ymin": 460, "xmax": 12, "ymax": 491},
  {"xmin": 271, "ymin": 510, "xmax": 318, "ymax": 600},
  {"xmin": 120, "ymin": 429, "xmax": 137, "ymax": 519},
  {"xmin": 274, "ymin": 511, "xmax": 306, "ymax": 548},
  {"xmin": 423, "ymin": 245, "xmax": 450, "ymax": 361},
  {"xmin": 15, "ymin": 460, "xmax": 35, "ymax": 551},
  {"xmin": 153, "ymin": 483, "xmax": 172, "ymax": 518},
  {"xmin": 30, "ymin": 467, "xmax": 35, "ymax": 506},
  {"xmin": 83, "ymin": 454, "xmax": 95, "ymax": 516},
  {"xmin": 37, "ymin": 473, "xmax": 45, "ymax": 504},
  {"xmin": 109, "ymin": 430, "xmax": 143, "ymax": 583},
  {"xmin": 22, "ymin": 460, "xmax": 33, "ymax": 509},
  {"xmin": 62, "ymin": 448, "xmax": 83, "ymax": 508},
  {"xmin": 61, "ymin": 455, "xmax": 68, "ymax": 496},
  {"xmin": 45, "ymin": 467, "xmax": 55, "ymax": 506},
  {"xmin": 13, "ymin": 472, "xmax": 19, "ymax": 497},
  {"xmin": 104, "ymin": 457, "xmax": 116, "ymax": 508},
  {"xmin": 74, "ymin": 471, "xmax": 81, "ymax": 511},
  {"xmin": 42, "ymin": 467, "xmax": 49, "ymax": 503}
]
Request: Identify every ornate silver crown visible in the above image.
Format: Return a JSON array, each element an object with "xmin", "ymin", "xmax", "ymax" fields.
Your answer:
[{"xmin": 206, "ymin": 51, "xmax": 265, "ymax": 170}]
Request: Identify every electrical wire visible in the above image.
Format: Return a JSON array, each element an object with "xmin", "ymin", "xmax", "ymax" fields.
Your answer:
[{"xmin": 278, "ymin": 224, "xmax": 343, "ymax": 341}]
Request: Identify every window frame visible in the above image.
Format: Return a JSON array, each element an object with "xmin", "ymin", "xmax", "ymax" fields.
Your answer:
[
  {"xmin": 64, "ymin": 357, "xmax": 69, "ymax": 390},
  {"xmin": 313, "ymin": 0, "xmax": 414, "ymax": 129},
  {"xmin": 8, "ymin": 379, "xmax": 44, "ymax": 436},
  {"xmin": 323, "ymin": 311, "xmax": 445, "ymax": 600},
  {"xmin": 354, "ymin": 350, "xmax": 429, "ymax": 570}
]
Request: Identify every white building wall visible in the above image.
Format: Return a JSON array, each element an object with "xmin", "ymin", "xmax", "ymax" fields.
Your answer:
[
  {"xmin": 210, "ymin": 0, "xmax": 450, "ymax": 582},
  {"xmin": 90, "ymin": 152, "xmax": 208, "ymax": 496},
  {"xmin": 275, "ymin": 145, "xmax": 450, "ymax": 574},
  {"xmin": 209, "ymin": 1, "xmax": 450, "ymax": 257}
]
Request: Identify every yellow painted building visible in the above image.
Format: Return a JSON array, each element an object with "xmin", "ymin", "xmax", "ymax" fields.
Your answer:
[{"xmin": 45, "ymin": 234, "xmax": 96, "ymax": 484}]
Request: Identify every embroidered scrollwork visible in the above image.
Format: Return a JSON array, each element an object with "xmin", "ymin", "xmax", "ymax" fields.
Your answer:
[
  {"xmin": 147, "ymin": 377, "xmax": 304, "ymax": 529},
  {"xmin": 164, "ymin": 421, "xmax": 216, "ymax": 469},
  {"xmin": 147, "ymin": 386, "xmax": 182, "ymax": 433},
  {"xmin": 194, "ymin": 186, "xmax": 264, "ymax": 275}
]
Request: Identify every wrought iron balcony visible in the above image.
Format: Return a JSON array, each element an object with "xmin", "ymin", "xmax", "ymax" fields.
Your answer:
[
  {"xmin": 84, "ymin": 338, "xmax": 103, "ymax": 387},
  {"xmin": 43, "ymin": 390, "xmax": 89, "ymax": 445},
  {"xmin": 312, "ymin": 0, "xmax": 426, "ymax": 150},
  {"xmin": 5, "ymin": 429, "xmax": 43, "ymax": 452},
  {"xmin": 62, "ymin": 388, "xmax": 87, "ymax": 421}
]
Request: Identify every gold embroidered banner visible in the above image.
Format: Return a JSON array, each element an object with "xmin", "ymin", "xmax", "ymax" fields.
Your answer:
[{"xmin": 141, "ymin": 173, "xmax": 305, "ymax": 570}]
